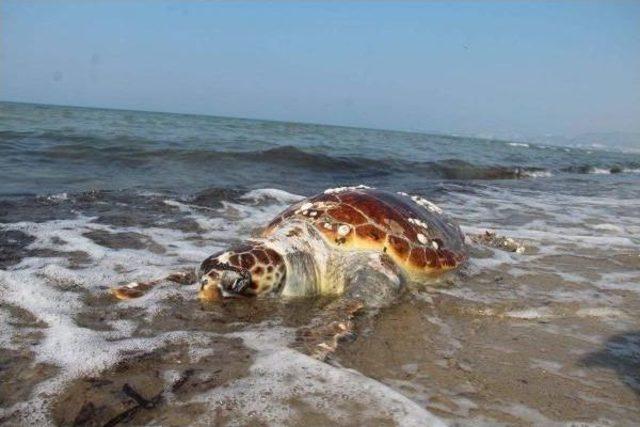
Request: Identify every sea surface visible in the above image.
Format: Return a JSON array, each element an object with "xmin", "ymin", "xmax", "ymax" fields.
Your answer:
[{"xmin": 1, "ymin": 101, "xmax": 639, "ymax": 425}]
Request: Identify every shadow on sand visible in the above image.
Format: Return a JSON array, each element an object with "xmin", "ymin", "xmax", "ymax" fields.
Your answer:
[{"xmin": 580, "ymin": 331, "xmax": 640, "ymax": 396}]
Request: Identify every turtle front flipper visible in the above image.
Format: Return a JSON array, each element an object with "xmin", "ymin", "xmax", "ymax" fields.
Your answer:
[
  {"xmin": 295, "ymin": 252, "xmax": 405, "ymax": 360},
  {"xmin": 295, "ymin": 298, "xmax": 364, "ymax": 360},
  {"xmin": 111, "ymin": 270, "xmax": 196, "ymax": 300}
]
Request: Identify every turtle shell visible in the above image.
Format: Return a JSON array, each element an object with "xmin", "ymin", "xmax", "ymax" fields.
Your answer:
[{"xmin": 261, "ymin": 187, "xmax": 467, "ymax": 278}]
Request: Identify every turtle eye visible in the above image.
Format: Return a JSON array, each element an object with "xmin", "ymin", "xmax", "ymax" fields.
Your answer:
[
  {"xmin": 231, "ymin": 272, "xmax": 253, "ymax": 293},
  {"xmin": 231, "ymin": 277, "xmax": 245, "ymax": 293}
]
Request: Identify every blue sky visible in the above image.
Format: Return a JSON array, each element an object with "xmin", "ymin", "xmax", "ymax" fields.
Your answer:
[{"xmin": 2, "ymin": 1, "xmax": 639, "ymax": 140}]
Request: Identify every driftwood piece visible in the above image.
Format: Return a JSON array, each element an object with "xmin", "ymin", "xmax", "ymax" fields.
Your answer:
[{"xmin": 97, "ymin": 369, "xmax": 195, "ymax": 427}]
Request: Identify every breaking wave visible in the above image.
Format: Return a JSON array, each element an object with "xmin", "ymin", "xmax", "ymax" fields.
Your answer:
[{"xmin": 3, "ymin": 127, "xmax": 639, "ymax": 185}]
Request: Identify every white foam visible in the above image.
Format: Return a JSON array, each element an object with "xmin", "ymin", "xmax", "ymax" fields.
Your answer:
[
  {"xmin": 0, "ymin": 308, "xmax": 21, "ymax": 350},
  {"xmin": 522, "ymin": 170, "xmax": 552, "ymax": 178},
  {"xmin": 45, "ymin": 192, "xmax": 69, "ymax": 202},
  {"xmin": 0, "ymin": 209, "xmax": 241, "ymax": 422},
  {"xmin": 464, "ymin": 243, "xmax": 522, "ymax": 271},
  {"xmin": 575, "ymin": 307, "xmax": 628, "ymax": 319},
  {"xmin": 504, "ymin": 306, "xmax": 627, "ymax": 321},
  {"xmin": 590, "ymin": 223, "xmax": 625, "ymax": 233},
  {"xmin": 324, "ymin": 184, "xmax": 372, "ymax": 194},
  {"xmin": 504, "ymin": 307, "xmax": 554, "ymax": 320},
  {"xmin": 0, "ymin": 266, "xmax": 208, "ymax": 424},
  {"xmin": 508, "ymin": 142, "xmax": 530, "ymax": 148},
  {"xmin": 188, "ymin": 326, "xmax": 446, "ymax": 426},
  {"xmin": 241, "ymin": 188, "xmax": 305, "ymax": 204},
  {"xmin": 161, "ymin": 195, "xmax": 292, "ymax": 242}
]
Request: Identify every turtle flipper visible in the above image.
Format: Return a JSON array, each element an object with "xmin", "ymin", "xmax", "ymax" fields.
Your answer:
[
  {"xmin": 343, "ymin": 252, "xmax": 405, "ymax": 308},
  {"xmin": 295, "ymin": 298, "xmax": 364, "ymax": 360},
  {"xmin": 294, "ymin": 252, "xmax": 405, "ymax": 360},
  {"xmin": 111, "ymin": 270, "xmax": 196, "ymax": 300}
]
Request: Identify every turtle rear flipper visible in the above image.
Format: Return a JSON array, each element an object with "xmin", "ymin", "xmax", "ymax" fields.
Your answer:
[{"xmin": 111, "ymin": 270, "xmax": 196, "ymax": 300}]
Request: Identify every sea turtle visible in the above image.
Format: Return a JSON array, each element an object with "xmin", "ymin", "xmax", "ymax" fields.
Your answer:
[{"xmin": 112, "ymin": 186, "xmax": 468, "ymax": 356}]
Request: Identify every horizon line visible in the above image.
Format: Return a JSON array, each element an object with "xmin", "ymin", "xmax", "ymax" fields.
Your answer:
[{"xmin": 0, "ymin": 98, "xmax": 523, "ymax": 146}]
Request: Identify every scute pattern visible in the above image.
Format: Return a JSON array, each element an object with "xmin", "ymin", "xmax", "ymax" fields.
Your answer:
[{"xmin": 262, "ymin": 188, "xmax": 467, "ymax": 278}]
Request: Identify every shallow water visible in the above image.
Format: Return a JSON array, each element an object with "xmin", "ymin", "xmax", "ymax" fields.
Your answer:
[{"xmin": 0, "ymin": 102, "xmax": 639, "ymax": 426}]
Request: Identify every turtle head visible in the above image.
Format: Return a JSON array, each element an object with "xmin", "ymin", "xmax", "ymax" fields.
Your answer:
[
  {"xmin": 198, "ymin": 262, "xmax": 252, "ymax": 301},
  {"xmin": 197, "ymin": 245, "xmax": 286, "ymax": 301}
]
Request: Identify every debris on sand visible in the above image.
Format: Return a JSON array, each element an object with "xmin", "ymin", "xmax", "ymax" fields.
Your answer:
[{"xmin": 469, "ymin": 231, "xmax": 525, "ymax": 254}]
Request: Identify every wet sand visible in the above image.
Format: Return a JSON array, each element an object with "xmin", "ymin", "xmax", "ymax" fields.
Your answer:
[{"xmin": 1, "ymin": 185, "xmax": 639, "ymax": 426}]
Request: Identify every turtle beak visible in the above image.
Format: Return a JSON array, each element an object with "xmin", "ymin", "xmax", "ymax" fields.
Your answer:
[
  {"xmin": 198, "ymin": 280, "xmax": 223, "ymax": 302},
  {"xmin": 198, "ymin": 271, "xmax": 252, "ymax": 302},
  {"xmin": 198, "ymin": 273, "xmax": 225, "ymax": 302}
]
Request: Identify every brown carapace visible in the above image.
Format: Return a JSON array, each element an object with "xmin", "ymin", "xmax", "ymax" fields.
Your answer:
[
  {"xmin": 262, "ymin": 187, "xmax": 467, "ymax": 279},
  {"xmin": 113, "ymin": 187, "xmax": 467, "ymax": 303}
]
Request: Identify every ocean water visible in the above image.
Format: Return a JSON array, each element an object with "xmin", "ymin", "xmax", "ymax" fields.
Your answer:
[{"xmin": 0, "ymin": 101, "xmax": 639, "ymax": 425}]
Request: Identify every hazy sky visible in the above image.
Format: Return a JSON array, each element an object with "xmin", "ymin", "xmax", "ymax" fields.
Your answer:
[{"xmin": 2, "ymin": 1, "xmax": 639, "ymax": 139}]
